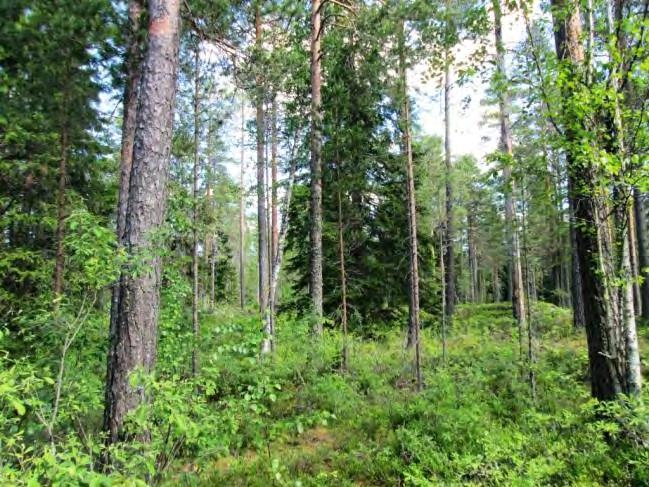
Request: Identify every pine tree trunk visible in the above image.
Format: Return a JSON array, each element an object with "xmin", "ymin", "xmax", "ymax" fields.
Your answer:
[
  {"xmin": 191, "ymin": 44, "xmax": 200, "ymax": 377},
  {"xmin": 104, "ymin": 0, "xmax": 143, "ymax": 450},
  {"xmin": 103, "ymin": 0, "xmax": 180, "ymax": 445},
  {"xmin": 255, "ymin": 7, "xmax": 269, "ymax": 316},
  {"xmin": 115, "ymin": 0, "xmax": 143, "ymax": 248},
  {"xmin": 492, "ymin": 0, "xmax": 526, "ymax": 351},
  {"xmin": 443, "ymin": 46, "xmax": 455, "ymax": 319},
  {"xmin": 239, "ymin": 97, "xmax": 246, "ymax": 310},
  {"xmin": 310, "ymin": 0, "xmax": 324, "ymax": 333},
  {"xmin": 399, "ymin": 20, "xmax": 422, "ymax": 391}
]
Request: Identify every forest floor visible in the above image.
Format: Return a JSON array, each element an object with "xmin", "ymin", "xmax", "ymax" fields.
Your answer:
[{"xmin": 161, "ymin": 302, "xmax": 649, "ymax": 486}]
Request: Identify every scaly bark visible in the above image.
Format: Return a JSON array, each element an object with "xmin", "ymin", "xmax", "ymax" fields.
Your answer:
[
  {"xmin": 104, "ymin": 0, "xmax": 144, "ymax": 446},
  {"xmin": 103, "ymin": 0, "xmax": 181, "ymax": 444}
]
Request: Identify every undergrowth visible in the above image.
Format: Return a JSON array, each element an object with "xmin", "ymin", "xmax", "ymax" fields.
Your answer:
[{"xmin": 1, "ymin": 302, "xmax": 648, "ymax": 485}]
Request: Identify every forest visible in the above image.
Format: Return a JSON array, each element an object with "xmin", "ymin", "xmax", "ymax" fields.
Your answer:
[{"xmin": 1, "ymin": 0, "xmax": 649, "ymax": 484}]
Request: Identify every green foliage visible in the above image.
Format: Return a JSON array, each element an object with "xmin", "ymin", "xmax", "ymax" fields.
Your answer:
[{"xmin": 1, "ymin": 293, "xmax": 648, "ymax": 485}]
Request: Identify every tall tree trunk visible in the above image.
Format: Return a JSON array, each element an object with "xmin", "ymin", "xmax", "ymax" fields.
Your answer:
[
  {"xmin": 551, "ymin": 0, "xmax": 641, "ymax": 399},
  {"xmin": 310, "ymin": 0, "xmax": 324, "ymax": 333},
  {"xmin": 191, "ymin": 43, "xmax": 200, "ymax": 376},
  {"xmin": 568, "ymin": 192, "xmax": 586, "ymax": 327},
  {"xmin": 210, "ymin": 236, "xmax": 217, "ymax": 309},
  {"xmin": 493, "ymin": 264, "xmax": 501, "ymax": 302},
  {"xmin": 239, "ymin": 96, "xmax": 246, "ymax": 309},
  {"xmin": 206, "ymin": 121, "xmax": 216, "ymax": 310},
  {"xmin": 634, "ymin": 189, "xmax": 649, "ymax": 319},
  {"xmin": 467, "ymin": 208, "xmax": 479, "ymax": 303},
  {"xmin": 398, "ymin": 20, "xmax": 422, "ymax": 391},
  {"xmin": 53, "ymin": 122, "xmax": 69, "ymax": 299},
  {"xmin": 262, "ymin": 131, "xmax": 301, "ymax": 354},
  {"xmin": 443, "ymin": 44, "xmax": 455, "ymax": 319},
  {"xmin": 103, "ymin": 0, "xmax": 180, "ymax": 444},
  {"xmin": 266, "ymin": 127, "xmax": 272, "ymax": 297},
  {"xmin": 337, "ymin": 189, "xmax": 349, "ymax": 371},
  {"xmin": 439, "ymin": 229, "xmax": 447, "ymax": 363},
  {"xmin": 271, "ymin": 97, "xmax": 279, "ymax": 267},
  {"xmin": 255, "ymin": 7, "xmax": 269, "ymax": 316},
  {"xmin": 492, "ymin": 0, "xmax": 526, "ymax": 355},
  {"xmin": 104, "ymin": 0, "xmax": 143, "ymax": 450},
  {"xmin": 520, "ymin": 180, "xmax": 537, "ymax": 401},
  {"xmin": 628, "ymin": 205, "xmax": 642, "ymax": 316},
  {"xmin": 605, "ymin": 0, "xmax": 642, "ymax": 395}
]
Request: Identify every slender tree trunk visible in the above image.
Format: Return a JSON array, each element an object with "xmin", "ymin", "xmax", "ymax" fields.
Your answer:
[
  {"xmin": 634, "ymin": 189, "xmax": 649, "ymax": 319},
  {"xmin": 492, "ymin": 263, "xmax": 502, "ymax": 303},
  {"xmin": 271, "ymin": 98, "xmax": 279, "ymax": 267},
  {"xmin": 398, "ymin": 20, "xmax": 422, "ymax": 391},
  {"xmin": 255, "ymin": 7, "xmax": 269, "ymax": 316},
  {"xmin": 191, "ymin": 44, "xmax": 200, "ymax": 377},
  {"xmin": 493, "ymin": 264, "xmax": 501, "ymax": 302},
  {"xmin": 239, "ymin": 97, "xmax": 246, "ymax": 309},
  {"xmin": 520, "ymin": 180, "xmax": 537, "ymax": 401},
  {"xmin": 210, "ymin": 236, "xmax": 217, "ymax": 308},
  {"xmin": 337, "ymin": 188, "xmax": 349, "ymax": 371},
  {"xmin": 265, "ymin": 130, "xmax": 272, "ymax": 291},
  {"xmin": 493, "ymin": 0, "xmax": 526, "ymax": 354},
  {"xmin": 206, "ymin": 122, "xmax": 216, "ymax": 311},
  {"xmin": 443, "ymin": 45, "xmax": 455, "ymax": 320},
  {"xmin": 53, "ymin": 123, "xmax": 69, "ymax": 299},
  {"xmin": 628, "ymin": 205, "xmax": 642, "ymax": 316},
  {"xmin": 467, "ymin": 209, "xmax": 479, "ymax": 303},
  {"xmin": 439, "ymin": 229, "xmax": 447, "ymax": 364},
  {"xmin": 262, "ymin": 131, "xmax": 300, "ymax": 354},
  {"xmin": 310, "ymin": 0, "xmax": 324, "ymax": 333},
  {"xmin": 103, "ymin": 0, "xmax": 180, "ymax": 445}
]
